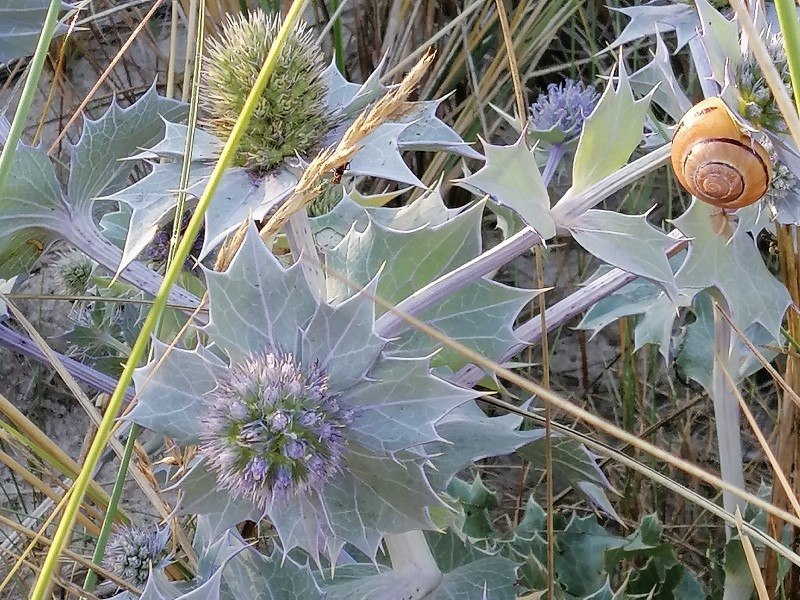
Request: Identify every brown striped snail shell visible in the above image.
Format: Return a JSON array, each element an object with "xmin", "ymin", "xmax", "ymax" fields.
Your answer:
[{"xmin": 671, "ymin": 97, "xmax": 772, "ymax": 210}]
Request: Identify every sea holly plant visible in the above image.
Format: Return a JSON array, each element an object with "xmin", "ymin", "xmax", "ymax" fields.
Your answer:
[{"xmin": 4, "ymin": 1, "xmax": 800, "ymax": 598}]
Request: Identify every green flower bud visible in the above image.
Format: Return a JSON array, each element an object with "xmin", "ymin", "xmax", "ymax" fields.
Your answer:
[
  {"xmin": 200, "ymin": 10, "xmax": 332, "ymax": 171},
  {"xmin": 735, "ymin": 31, "xmax": 794, "ymax": 134},
  {"xmin": 55, "ymin": 251, "xmax": 94, "ymax": 295}
]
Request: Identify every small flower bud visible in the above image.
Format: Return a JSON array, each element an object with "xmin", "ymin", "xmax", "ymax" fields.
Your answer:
[{"xmin": 105, "ymin": 524, "xmax": 169, "ymax": 587}]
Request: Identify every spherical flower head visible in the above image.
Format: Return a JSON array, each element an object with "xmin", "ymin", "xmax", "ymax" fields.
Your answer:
[
  {"xmin": 144, "ymin": 211, "xmax": 204, "ymax": 273},
  {"xmin": 528, "ymin": 79, "xmax": 599, "ymax": 139},
  {"xmin": 736, "ymin": 31, "xmax": 793, "ymax": 133},
  {"xmin": 105, "ymin": 524, "xmax": 169, "ymax": 587},
  {"xmin": 55, "ymin": 251, "xmax": 94, "ymax": 295},
  {"xmin": 200, "ymin": 9, "xmax": 332, "ymax": 172},
  {"xmin": 200, "ymin": 350, "xmax": 352, "ymax": 508}
]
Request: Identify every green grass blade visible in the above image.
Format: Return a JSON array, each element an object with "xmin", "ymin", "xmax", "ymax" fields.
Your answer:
[
  {"xmin": 28, "ymin": 1, "xmax": 311, "ymax": 597},
  {"xmin": 0, "ymin": 1, "xmax": 62, "ymax": 198}
]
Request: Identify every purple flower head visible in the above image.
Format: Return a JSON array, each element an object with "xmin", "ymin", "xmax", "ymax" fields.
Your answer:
[
  {"xmin": 105, "ymin": 524, "xmax": 170, "ymax": 587},
  {"xmin": 200, "ymin": 350, "xmax": 350, "ymax": 508},
  {"xmin": 528, "ymin": 79, "xmax": 599, "ymax": 139}
]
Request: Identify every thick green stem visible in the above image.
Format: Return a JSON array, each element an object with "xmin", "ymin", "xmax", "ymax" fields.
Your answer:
[{"xmin": 83, "ymin": 424, "xmax": 140, "ymax": 592}]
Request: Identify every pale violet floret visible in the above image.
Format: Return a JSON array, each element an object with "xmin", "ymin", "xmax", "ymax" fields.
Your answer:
[
  {"xmin": 105, "ymin": 524, "xmax": 170, "ymax": 587},
  {"xmin": 528, "ymin": 79, "xmax": 599, "ymax": 139},
  {"xmin": 200, "ymin": 350, "xmax": 352, "ymax": 508}
]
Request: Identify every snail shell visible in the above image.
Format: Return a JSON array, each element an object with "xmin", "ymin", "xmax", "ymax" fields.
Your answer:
[{"xmin": 671, "ymin": 97, "xmax": 772, "ymax": 210}]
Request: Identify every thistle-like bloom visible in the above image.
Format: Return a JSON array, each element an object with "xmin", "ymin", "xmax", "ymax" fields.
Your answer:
[
  {"xmin": 307, "ymin": 185, "xmax": 343, "ymax": 217},
  {"xmin": 200, "ymin": 351, "xmax": 352, "ymax": 507},
  {"xmin": 528, "ymin": 79, "xmax": 599, "ymax": 139},
  {"xmin": 55, "ymin": 250, "xmax": 94, "ymax": 295},
  {"xmin": 736, "ymin": 31, "xmax": 793, "ymax": 133},
  {"xmin": 131, "ymin": 216, "xmax": 536, "ymax": 562},
  {"xmin": 105, "ymin": 524, "xmax": 170, "ymax": 587},
  {"xmin": 200, "ymin": 9, "xmax": 332, "ymax": 171}
]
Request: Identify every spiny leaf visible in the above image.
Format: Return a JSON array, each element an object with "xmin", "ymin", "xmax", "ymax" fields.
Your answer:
[
  {"xmin": 519, "ymin": 435, "xmax": 616, "ymax": 504},
  {"xmin": 447, "ymin": 475, "xmax": 499, "ymax": 539},
  {"xmin": 567, "ymin": 209, "xmax": 679, "ymax": 299},
  {"xmin": 386, "ymin": 277, "xmax": 535, "ymax": 370},
  {"xmin": 0, "ymin": 1, "xmax": 69, "ymax": 63},
  {"xmin": 425, "ymin": 556, "xmax": 517, "ymax": 600},
  {"xmin": 266, "ymin": 444, "xmax": 442, "ymax": 561},
  {"xmin": 578, "ymin": 267, "xmax": 663, "ymax": 338},
  {"xmin": 427, "ymin": 401, "xmax": 544, "ymax": 492},
  {"xmin": 567, "ymin": 62, "xmax": 653, "ymax": 197},
  {"xmin": 608, "ymin": 3, "xmax": 699, "ymax": 51},
  {"xmin": 347, "ymin": 122, "xmax": 423, "ymax": 187},
  {"xmin": 326, "ymin": 201, "xmax": 484, "ymax": 305},
  {"xmin": 301, "ymin": 277, "xmax": 385, "ymax": 391},
  {"xmin": 321, "ymin": 60, "xmax": 364, "ymax": 114},
  {"xmin": 694, "ymin": 0, "xmax": 741, "ymax": 87},
  {"xmin": 109, "ymin": 127, "xmax": 295, "ymax": 271},
  {"xmin": 398, "ymin": 99, "xmax": 483, "ymax": 159},
  {"xmin": 346, "ymin": 356, "xmax": 476, "ymax": 454},
  {"xmin": 455, "ymin": 134, "xmax": 554, "ymax": 239},
  {"xmin": 203, "ymin": 225, "xmax": 317, "ymax": 361},
  {"xmin": 200, "ymin": 530, "xmax": 323, "ymax": 600},
  {"xmin": 176, "ymin": 463, "xmax": 262, "ymax": 541},
  {"xmin": 673, "ymin": 200, "xmax": 790, "ymax": 341},
  {"xmin": 130, "ymin": 341, "xmax": 226, "ymax": 445},
  {"xmin": 630, "ymin": 31, "xmax": 693, "ymax": 123},
  {"xmin": 67, "ymin": 85, "xmax": 188, "ymax": 211},
  {"xmin": 0, "ymin": 144, "xmax": 65, "ymax": 274},
  {"xmin": 326, "ymin": 198, "xmax": 533, "ymax": 370},
  {"xmin": 676, "ymin": 291, "xmax": 779, "ymax": 390},
  {"xmin": 326, "ymin": 530, "xmax": 517, "ymax": 600}
]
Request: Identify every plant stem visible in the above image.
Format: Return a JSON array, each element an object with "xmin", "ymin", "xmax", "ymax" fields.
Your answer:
[
  {"xmin": 541, "ymin": 144, "xmax": 565, "ymax": 187},
  {"xmin": 0, "ymin": 323, "xmax": 134, "ymax": 400},
  {"xmin": 710, "ymin": 298, "xmax": 746, "ymax": 525},
  {"xmin": 83, "ymin": 424, "xmax": 140, "ymax": 592},
  {"xmin": 331, "ymin": 0, "xmax": 345, "ymax": 72},
  {"xmin": 376, "ymin": 144, "xmax": 672, "ymax": 339},
  {"xmin": 384, "ymin": 530, "xmax": 442, "ymax": 599},
  {"xmin": 66, "ymin": 219, "xmax": 204, "ymax": 319},
  {"xmin": 454, "ymin": 231, "xmax": 688, "ymax": 388}
]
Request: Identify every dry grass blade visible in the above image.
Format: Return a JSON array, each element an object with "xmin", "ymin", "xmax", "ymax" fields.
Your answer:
[
  {"xmin": 255, "ymin": 49, "xmax": 435, "ymax": 242},
  {"xmin": 0, "ymin": 513, "xmax": 138, "ymax": 594},
  {"xmin": 46, "ymin": 0, "xmax": 166, "ymax": 155},
  {"xmin": 734, "ymin": 507, "xmax": 771, "ymax": 600},
  {"xmin": 715, "ymin": 306, "xmax": 800, "ymax": 412},
  {"xmin": 0, "ymin": 295, "xmax": 198, "ymax": 568},
  {"xmin": 0, "ymin": 448, "xmax": 101, "ymax": 537},
  {"xmin": 0, "ymin": 393, "xmax": 110, "ymax": 511}
]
